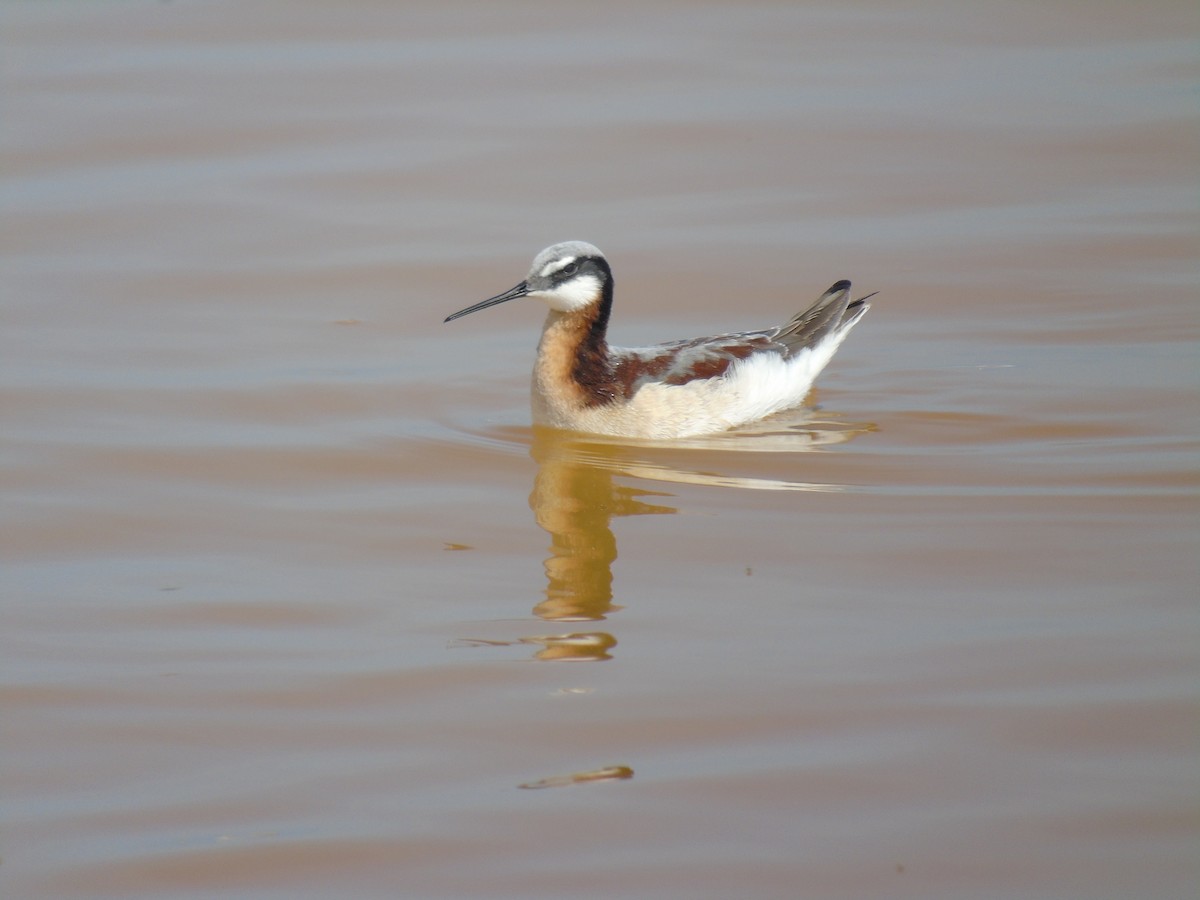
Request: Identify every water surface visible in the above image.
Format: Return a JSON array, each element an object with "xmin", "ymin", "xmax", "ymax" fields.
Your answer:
[{"xmin": 3, "ymin": 2, "xmax": 1197, "ymax": 898}]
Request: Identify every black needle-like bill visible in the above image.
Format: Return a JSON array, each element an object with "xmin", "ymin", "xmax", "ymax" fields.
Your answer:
[{"xmin": 444, "ymin": 281, "xmax": 530, "ymax": 323}]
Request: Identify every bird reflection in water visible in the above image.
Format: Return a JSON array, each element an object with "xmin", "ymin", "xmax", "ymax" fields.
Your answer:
[
  {"xmin": 529, "ymin": 426, "xmax": 676, "ymax": 623},
  {"xmin": 496, "ymin": 426, "xmax": 675, "ymax": 662},
  {"xmin": 526, "ymin": 409, "xmax": 875, "ymax": 640},
  {"xmin": 457, "ymin": 409, "xmax": 873, "ymax": 662}
]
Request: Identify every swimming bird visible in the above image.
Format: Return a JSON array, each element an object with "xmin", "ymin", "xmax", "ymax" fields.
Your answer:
[{"xmin": 444, "ymin": 241, "xmax": 872, "ymax": 439}]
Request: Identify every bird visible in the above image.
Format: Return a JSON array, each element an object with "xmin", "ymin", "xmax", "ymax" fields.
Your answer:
[{"xmin": 444, "ymin": 241, "xmax": 872, "ymax": 439}]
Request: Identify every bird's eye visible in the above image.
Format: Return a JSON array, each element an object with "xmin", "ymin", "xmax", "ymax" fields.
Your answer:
[{"xmin": 560, "ymin": 261, "xmax": 580, "ymax": 277}]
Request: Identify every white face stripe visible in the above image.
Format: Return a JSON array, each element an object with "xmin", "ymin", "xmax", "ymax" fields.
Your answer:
[
  {"xmin": 530, "ymin": 273, "xmax": 601, "ymax": 313},
  {"xmin": 538, "ymin": 255, "xmax": 578, "ymax": 279}
]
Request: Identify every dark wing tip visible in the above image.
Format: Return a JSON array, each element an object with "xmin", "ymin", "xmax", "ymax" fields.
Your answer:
[{"xmin": 846, "ymin": 291, "xmax": 879, "ymax": 312}]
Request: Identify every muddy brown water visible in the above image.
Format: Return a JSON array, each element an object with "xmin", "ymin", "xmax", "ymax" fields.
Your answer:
[{"xmin": 3, "ymin": 3, "xmax": 1197, "ymax": 898}]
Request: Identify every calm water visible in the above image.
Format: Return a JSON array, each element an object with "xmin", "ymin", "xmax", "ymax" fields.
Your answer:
[{"xmin": 3, "ymin": 2, "xmax": 1197, "ymax": 898}]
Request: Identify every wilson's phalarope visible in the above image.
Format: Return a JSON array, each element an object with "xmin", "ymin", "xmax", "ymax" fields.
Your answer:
[{"xmin": 445, "ymin": 241, "xmax": 873, "ymax": 439}]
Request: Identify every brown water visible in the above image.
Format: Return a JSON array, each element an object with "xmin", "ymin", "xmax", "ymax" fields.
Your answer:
[{"xmin": 3, "ymin": 2, "xmax": 1198, "ymax": 898}]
